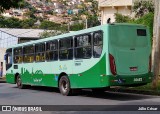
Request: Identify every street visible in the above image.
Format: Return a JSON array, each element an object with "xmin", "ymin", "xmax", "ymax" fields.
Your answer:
[
  {"xmin": 0, "ymin": 83, "xmax": 160, "ymax": 105},
  {"xmin": 1, "ymin": 82, "xmax": 160, "ymax": 114}
]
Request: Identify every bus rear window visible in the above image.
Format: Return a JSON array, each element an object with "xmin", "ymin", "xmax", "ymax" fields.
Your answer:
[{"xmin": 137, "ymin": 29, "xmax": 146, "ymax": 36}]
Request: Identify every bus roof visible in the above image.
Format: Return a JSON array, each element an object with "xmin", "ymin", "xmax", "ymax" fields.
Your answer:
[{"xmin": 7, "ymin": 23, "xmax": 146, "ymax": 49}]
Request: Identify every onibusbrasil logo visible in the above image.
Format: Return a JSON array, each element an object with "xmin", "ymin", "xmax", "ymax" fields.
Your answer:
[{"xmin": 2, "ymin": 106, "xmax": 42, "ymax": 112}]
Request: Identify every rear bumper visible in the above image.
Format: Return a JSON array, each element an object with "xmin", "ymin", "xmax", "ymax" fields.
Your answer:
[{"xmin": 109, "ymin": 72, "xmax": 153, "ymax": 86}]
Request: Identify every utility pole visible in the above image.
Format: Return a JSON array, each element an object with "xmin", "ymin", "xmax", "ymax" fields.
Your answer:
[
  {"xmin": 152, "ymin": 0, "xmax": 160, "ymax": 88},
  {"xmin": 86, "ymin": 18, "xmax": 88, "ymax": 29}
]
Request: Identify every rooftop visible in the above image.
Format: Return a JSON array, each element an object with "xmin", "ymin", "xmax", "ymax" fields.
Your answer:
[
  {"xmin": 0, "ymin": 28, "xmax": 45, "ymax": 39},
  {"xmin": 99, "ymin": 0, "xmax": 133, "ymax": 7}
]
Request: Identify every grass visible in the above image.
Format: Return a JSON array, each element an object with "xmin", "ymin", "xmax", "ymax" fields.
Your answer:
[{"xmin": 112, "ymin": 80, "xmax": 160, "ymax": 96}]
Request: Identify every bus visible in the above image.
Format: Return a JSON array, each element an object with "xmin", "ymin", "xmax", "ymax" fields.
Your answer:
[{"xmin": 5, "ymin": 23, "xmax": 153, "ymax": 96}]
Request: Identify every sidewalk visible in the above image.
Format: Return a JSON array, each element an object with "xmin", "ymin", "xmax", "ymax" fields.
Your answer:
[{"xmin": 0, "ymin": 76, "xmax": 6, "ymax": 83}]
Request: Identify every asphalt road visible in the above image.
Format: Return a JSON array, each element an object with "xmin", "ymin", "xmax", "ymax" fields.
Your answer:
[{"xmin": 0, "ymin": 82, "xmax": 160, "ymax": 114}]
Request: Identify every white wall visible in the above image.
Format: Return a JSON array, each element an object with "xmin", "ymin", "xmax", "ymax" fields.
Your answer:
[
  {"xmin": 0, "ymin": 48, "xmax": 6, "ymax": 76},
  {"xmin": 0, "ymin": 31, "xmax": 18, "ymax": 48},
  {"xmin": 101, "ymin": 6, "xmax": 132, "ymax": 24},
  {"xmin": 101, "ymin": 7, "xmax": 117, "ymax": 24}
]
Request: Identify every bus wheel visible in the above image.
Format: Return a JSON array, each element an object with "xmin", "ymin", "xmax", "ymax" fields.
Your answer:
[
  {"xmin": 16, "ymin": 75, "xmax": 25, "ymax": 89},
  {"xmin": 59, "ymin": 76, "xmax": 72, "ymax": 96}
]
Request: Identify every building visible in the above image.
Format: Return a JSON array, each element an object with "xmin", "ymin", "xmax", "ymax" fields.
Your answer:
[
  {"xmin": 0, "ymin": 28, "xmax": 45, "ymax": 48},
  {"xmin": 0, "ymin": 28, "xmax": 45, "ymax": 76},
  {"xmin": 99, "ymin": 0, "xmax": 133, "ymax": 24},
  {"xmin": 99, "ymin": 0, "xmax": 153, "ymax": 24},
  {"xmin": 0, "ymin": 48, "xmax": 6, "ymax": 77}
]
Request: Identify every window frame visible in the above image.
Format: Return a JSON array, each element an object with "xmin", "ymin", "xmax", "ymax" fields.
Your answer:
[
  {"xmin": 46, "ymin": 40, "xmax": 58, "ymax": 62},
  {"xmin": 23, "ymin": 44, "xmax": 35, "ymax": 63},
  {"xmin": 35, "ymin": 43, "xmax": 46, "ymax": 62},
  {"xmin": 93, "ymin": 30, "xmax": 103, "ymax": 58},
  {"xmin": 59, "ymin": 37, "xmax": 73, "ymax": 61},
  {"xmin": 74, "ymin": 33, "xmax": 92, "ymax": 59},
  {"xmin": 13, "ymin": 47, "xmax": 23, "ymax": 64}
]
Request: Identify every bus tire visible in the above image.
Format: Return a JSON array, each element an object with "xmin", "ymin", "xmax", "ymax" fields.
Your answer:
[
  {"xmin": 16, "ymin": 75, "xmax": 25, "ymax": 89},
  {"xmin": 59, "ymin": 76, "xmax": 72, "ymax": 96}
]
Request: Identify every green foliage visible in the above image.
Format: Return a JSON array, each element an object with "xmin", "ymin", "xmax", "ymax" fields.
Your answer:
[
  {"xmin": 133, "ymin": 0, "xmax": 154, "ymax": 18},
  {"xmin": 39, "ymin": 20, "xmax": 68, "ymax": 31},
  {"xmin": 87, "ymin": 15, "xmax": 100, "ymax": 28},
  {"xmin": 40, "ymin": 30, "xmax": 68, "ymax": 38},
  {"xmin": 0, "ymin": 16, "xmax": 38, "ymax": 29},
  {"xmin": 132, "ymin": 13, "xmax": 154, "ymax": 40},
  {"xmin": 39, "ymin": 20, "xmax": 61, "ymax": 30},
  {"xmin": 0, "ymin": 17, "xmax": 23, "ymax": 28},
  {"xmin": 115, "ymin": 13, "xmax": 133, "ymax": 23},
  {"xmin": 70, "ymin": 23, "xmax": 84, "ymax": 31},
  {"xmin": 0, "ymin": 16, "xmax": 6, "ymax": 27},
  {"xmin": 0, "ymin": 0, "xmax": 23, "ymax": 13},
  {"xmin": 21, "ymin": 18, "xmax": 37, "ymax": 28}
]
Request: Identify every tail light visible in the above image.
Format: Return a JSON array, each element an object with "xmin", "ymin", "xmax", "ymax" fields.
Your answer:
[
  {"xmin": 149, "ymin": 54, "xmax": 151, "ymax": 72},
  {"xmin": 109, "ymin": 54, "xmax": 117, "ymax": 75}
]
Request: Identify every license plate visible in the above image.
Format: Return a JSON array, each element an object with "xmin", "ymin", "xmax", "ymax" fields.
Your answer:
[
  {"xmin": 133, "ymin": 78, "xmax": 142, "ymax": 82},
  {"xmin": 130, "ymin": 67, "xmax": 137, "ymax": 71}
]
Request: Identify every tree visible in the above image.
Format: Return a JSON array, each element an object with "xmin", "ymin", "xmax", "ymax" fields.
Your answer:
[
  {"xmin": 40, "ymin": 30, "xmax": 67, "ymax": 38},
  {"xmin": 39, "ymin": 20, "xmax": 60, "ymax": 30},
  {"xmin": 133, "ymin": 13, "xmax": 154, "ymax": 41},
  {"xmin": 133, "ymin": 0, "xmax": 154, "ymax": 18},
  {"xmin": 115, "ymin": 13, "xmax": 133, "ymax": 23},
  {"xmin": 39, "ymin": 20, "xmax": 68, "ymax": 31},
  {"xmin": 0, "ymin": 0, "xmax": 23, "ymax": 13},
  {"xmin": 70, "ymin": 23, "xmax": 84, "ymax": 31},
  {"xmin": 21, "ymin": 18, "xmax": 37, "ymax": 28},
  {"xmin": 87, "ymin": 15, "xmax": 100, "ymax": 28}
]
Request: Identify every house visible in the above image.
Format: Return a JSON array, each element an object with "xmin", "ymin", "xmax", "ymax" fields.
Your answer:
[{"xmin": 99, "ymin": 0, "xmax": 133, "ymax": 24}]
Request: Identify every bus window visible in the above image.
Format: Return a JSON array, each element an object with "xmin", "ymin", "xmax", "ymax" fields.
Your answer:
[
  {"xmin": 59, "ymin": 38, "xmax": 73, "ymax": 60},
  {"xmin": 35, "ymin": 43, "xmax": 45, "ymax": 62},
  {"xmin": 5, "ymin": 48, "xmax": 12, "ymax": 70},
  {"xmin": 46, "ymin": 40, "xmax": 58, "ymax": 61},
  {"xmin": 13, "ymin": 47, "xmax": 23, "ymax": 63},
  {"xmin": 75, "ymin": 34, "xmax": 92, "ymax": 59},
  {"xmin": 23, "ymin": 45, "xmax": 35, "ymax": 63},
  {"xmin": 93, "ymin": 31, "xmax": 103, "ymax": 58}
]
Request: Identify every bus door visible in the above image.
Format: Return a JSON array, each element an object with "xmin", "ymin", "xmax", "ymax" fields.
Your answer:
[
  {"xmin": 109, "ymin": 26, "xmax": 150, "ymax": 76},
  {"xmin": 5, "ymin": 48, "xmax": 13, "ymax": 71}
]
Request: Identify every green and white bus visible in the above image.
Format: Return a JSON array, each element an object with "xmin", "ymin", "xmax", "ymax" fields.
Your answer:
[{"xmin": 5, "ymin": 23, "xmax": 153, "ymax": 95}]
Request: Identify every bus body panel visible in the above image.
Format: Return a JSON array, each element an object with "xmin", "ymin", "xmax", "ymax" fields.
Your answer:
[{"xmin": 109, "ymin": 25, "xmax": 151, "ymax": 75}]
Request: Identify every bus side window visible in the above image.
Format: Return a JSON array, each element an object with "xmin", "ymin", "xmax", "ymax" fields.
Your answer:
[
  {"xmin": 46, "ymin": 40, "xmax": 58, "ymax": 61},
  {"xmin": 93, "ymin": 31, "xmax": 103, "ymax": 58},
  {"xmin": 75, "ymin": 34, "xmax": 92, "ymax": 59},
  {"xmin": 23, "ymin": 45, "xmax": 35, "ymax": 63},
  {"xmin": 13, "ymin": 47, "xmax": 23, "ymax": 64},
  {"xmin": 35, "ymin": 43, "xmax": 45, "ymax": 62},
  {"xmin": 59, "ymin": 38, "xmax": 73, "ymax": 60},
  {"xmin": 5, "ymin": 48, "xmax": 12, "ymax": 70}
]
